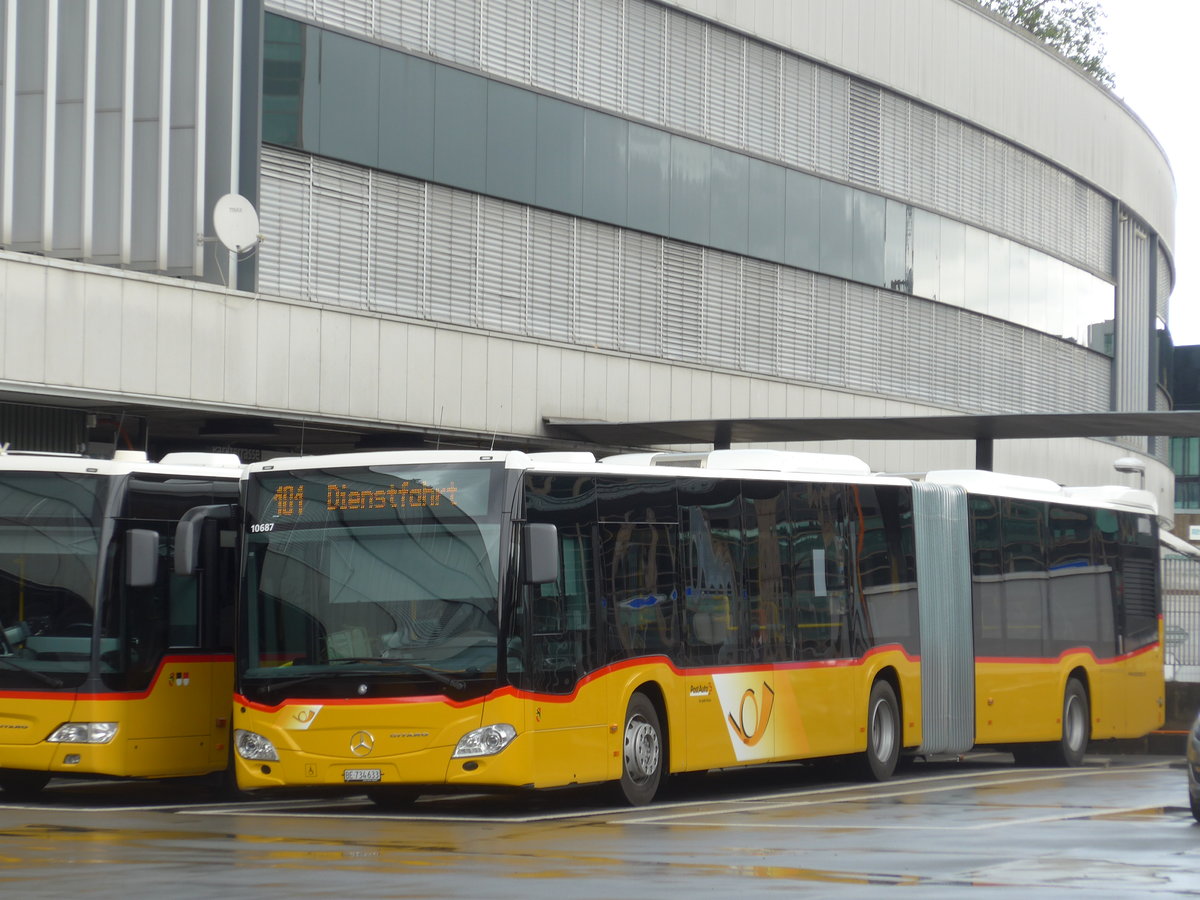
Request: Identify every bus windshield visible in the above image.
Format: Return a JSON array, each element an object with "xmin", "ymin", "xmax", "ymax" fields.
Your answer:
[
  {"xmin": 0, "ymin": 471, "xmax": 104, "ymax": 687},
  {"xmin": 243, "ymin": 464, "xmax": 505, "ymax": 690}
]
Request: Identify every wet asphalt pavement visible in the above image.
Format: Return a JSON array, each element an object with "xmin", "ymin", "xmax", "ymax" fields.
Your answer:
[{"xmin": 0, "ymin": 753, "xmax": 1196, "ymax": 898}]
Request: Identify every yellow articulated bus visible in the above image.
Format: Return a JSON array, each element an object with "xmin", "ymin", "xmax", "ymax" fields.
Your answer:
[
  {"xmin": 223, "ymin": 448, "xmax": 1163, "ymax": 806},
  {"xmin": 0, "ymin": 449, "xmax": 242, "ymax": 798}
]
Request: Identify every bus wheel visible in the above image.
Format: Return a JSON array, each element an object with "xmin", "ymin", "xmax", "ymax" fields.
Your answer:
[
  {"xmin": 619, "ymin": 693, "xmax": 664, "ymax": 806},
  {"xmin": 366, "ymin": 787, "xmax": 420, "ymax": 809},
  {"xmin": 860, "ymin": 680, "xmax": 900, "ymax": 781},
  {"xmin": 1048, "ymin": 678, "xmax": 1089, "ymax": 767},
  {"xmin": 0, "ymin": 770, "xmax": 50, "ymax": 799}
]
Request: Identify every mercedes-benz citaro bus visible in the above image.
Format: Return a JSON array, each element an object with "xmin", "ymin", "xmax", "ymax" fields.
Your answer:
[
  {"xmin": 0, "ymin": 449, "xmax": 243, "ymax": 798},
  {"xmin": 222, "ymin": 448, "xmax": 1163, "ymax": 807}
]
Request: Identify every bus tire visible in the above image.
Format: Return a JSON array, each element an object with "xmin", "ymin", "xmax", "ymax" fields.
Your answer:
[
  {"xmin": 618, "ymin": 692, "xmax": 664, "ymax": 806},
  {"xmin": 859, "ymin": 680, "xmax": 900, "ymax": 782},
  {"xmin": 1048, "ymin": 678, "xmax": 1089, "ymax": 767},
  {"xmin": 0, "ymin": 770, "xmax": 50, "ymax": 799}
]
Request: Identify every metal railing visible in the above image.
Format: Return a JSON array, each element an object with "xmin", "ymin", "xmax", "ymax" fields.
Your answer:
[{"xmin": 1163, "ymin": 554, "xmax": 1200, "ymax": 682}]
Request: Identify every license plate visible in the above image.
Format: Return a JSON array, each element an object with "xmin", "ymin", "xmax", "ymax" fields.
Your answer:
[{"xmin": 343, "ymin": 768, "xmax": 382, "ymax": 783}]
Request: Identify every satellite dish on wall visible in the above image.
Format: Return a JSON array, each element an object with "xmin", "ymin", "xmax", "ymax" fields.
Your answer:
[{"xmin": 212, "ymin": 193, "xmax": 262, "ymax": 253}]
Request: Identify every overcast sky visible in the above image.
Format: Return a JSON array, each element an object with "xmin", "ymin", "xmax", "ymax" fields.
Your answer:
[{"xmin": 1099, "ymin": 0, "xmax": 1199, "ymax": 345}]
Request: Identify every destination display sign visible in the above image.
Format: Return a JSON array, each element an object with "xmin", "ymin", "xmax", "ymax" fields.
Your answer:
[{"xmin": 251, "ymin": 465, "xmax": 497, "ymax": 526}]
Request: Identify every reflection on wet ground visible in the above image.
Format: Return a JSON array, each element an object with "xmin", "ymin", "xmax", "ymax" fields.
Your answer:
[{"xmin": 0, "ymin": 755, "xmax": 1196, "ymax": 899}]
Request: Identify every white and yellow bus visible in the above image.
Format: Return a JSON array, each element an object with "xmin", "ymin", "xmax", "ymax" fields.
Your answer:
[
  {"xmin": 0, "ymin": 450, "xmax": 242, "ymax": 797},
  {"xmin": 226, "ymin": 448, "xmax": 1163, "ymax": 806}
]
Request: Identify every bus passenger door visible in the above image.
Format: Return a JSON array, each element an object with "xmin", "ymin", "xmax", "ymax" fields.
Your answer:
[
  {"xmin": 519, "ymin": 525, "xmax": 610, "ymax": 788},
  {"xmin": 110, "ymin": 516, "xmax": 234, "ymax": 776}
]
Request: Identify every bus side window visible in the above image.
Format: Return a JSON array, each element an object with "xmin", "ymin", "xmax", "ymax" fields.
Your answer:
[
  {"xmin": 522, "ymin": 529, "xmax": 594, "ymax": 694},
  {"xmin": 1001, "ymin": 498, "xmax": 1048, "ymax": 658},
  {"xmin": 520, "ymin": 474, "xmax": 600, "ymax": 692},
  {"xmin": 678, "ymin": 478, "xmax": 741, "ymax": 666},
  {"xmin": 970, "ymin": 495, "xmax": 1005, "ymax": 657},
  {"xmin": 785, "ymin": 483, "xmax": 849, "ymax": 661}
]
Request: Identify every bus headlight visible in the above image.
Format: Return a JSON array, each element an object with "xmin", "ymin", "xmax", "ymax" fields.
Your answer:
[
  {"xmin": 234, "ymin": 729, "xmax": 280, "ymax": 762},
  {"xmin": 46, "ymin": 722, "xmax": 118, "ymax": 744},
  {"xmin": 453, "ymin": 723, "xmax": 517, "ymax": 758}
]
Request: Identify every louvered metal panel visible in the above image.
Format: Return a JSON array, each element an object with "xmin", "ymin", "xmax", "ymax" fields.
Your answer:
[
  {"xmin": 847, "ymin": 79, "xmax": 881, "ymax": 190},
  {"xmin": 810, "ymin": 276, "xmax": 846, "ymax": 386},
  {"xmin": 778, "ymin": 53, "xmax": 815, "ymax": 171},
  {"xmin": 878, "ymin": 92, "xmax": 909, "ymax": 200},
  {"xmin": 1089, "ymin": 191, "xmax": 1113, "ymax": 275},
  {"xmin": 776, "ymin": 267, "xmax": 814, "ymax": 381},
  {"xmin": 376, "ymin": 0, "xmax": 428, "ymax": 54},
  {"xmin": 841, "ymin": 285, "xmax": 877, "ymax": 392},
  {"xmin": 812, "ymin": 66, "xmax": 847, "ymax": 181},
  {"xmin": 907, "ymin": 104, "xmax": 937, "ymax": 212},
  {"xmin": 532, "ymin": 0, "xmax": 577, "ymax": 96},
  {"xmin": 429, "ymin": 0, "xmax": 481, "ymax": 68},
  {"xmin": 912, "ymin": 482, "xmax": 974, "ymax": 757},
  {"xmin": 663, "ymin": 9, "xmax": 703, "ymax": 136},
  {"xmin": 706, "ymin": 26, "xmax": 744, "ymax": 147},
  {"xmin": 370, "ymin": 170, "xmax": 427, "ymax": 318},
  {"xmin": 529, "ymin": 207, "xmax": 575, "ymax": 342},
  {"xmin": 619, "ymin": 230, "xmax": 662, "ymax": 357},
  {"xmin": 661, "ymin": 239, "xmax": 703, "ymax": 363},
  {"xmin": 311, "ymin": 157, "xmax": 370, "ymax": 308},
  {"xmin": 957, "ymin": 314, "xmax": 984, "ymax": 411},
  {"xmin": 934, "ymin": 118, "xmax": 962, "ymax": 217},
  {"xmin": 744, "ymin": 42, "xmax": 779, "ymax": 160},
  {"xmin": 624, "ymin": 1, "xmax": 664, "ymax": 125},
  {"xmin": 1158, "ymin": 243, "xmax": 1172, "ymax": 324},
  {"xmin": 258, "ymin": 145, "xmax": 312, "ymax": 300},
  {"xmin": 426, "ymin": 184, "xmax": 479, "ymax": 327},
  {"xmin": 575, "ymin": 218, "xmax": 621, "ymax": 351},
  {"xmin": 478, "ymin": 196, "xmax": 529, "ymax": 335},
  {"xmin": 958, "ymin": 126, "xmax": 987, "ymax": 225},
  {"xmin": 578, "ymin": 0, "xmax": 623, "ymax": 110},
  {"xmin": 483, "ymin": 0, "xmax": 530, "ymax": 84},
  {"xmin": 703, "ymin": 252, "xmax": 741, "ymax": 371},
  {"xmin": 876, "ymin": 289, "xmax": 910, "ymax": 396},
  {"xmin": 1115, "ymin": 214, "xmax": 1151, "ymax": 413},
  {"xmin": 932, "ymin": 305, "xmax": 960, "ymax": 405},
  {"xmin": 741, "ymin": 258, "xmax": 778, "ymax": 376},
  {"xmin": 1003, "ymin": 151, "xmax": 1027, "ymax": 241}
]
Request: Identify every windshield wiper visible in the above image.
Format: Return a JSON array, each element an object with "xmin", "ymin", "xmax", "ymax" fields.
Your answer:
[
  {"xmin": 328, "ymin": 658, "xmax": 468, "ymax": 691},
  {"xmin": 259, "ymin": 659, "xmax": 467, "ymax": 694},
  {"xmin": 0, "ymin": 657, "xmax": 65, "ymax": 688}
]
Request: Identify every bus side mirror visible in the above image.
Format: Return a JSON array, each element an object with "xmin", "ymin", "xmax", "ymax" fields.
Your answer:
[
  {"xmin": 522, "ymin": 523, "xmax": 559, "ymax": 585},
  {"xmin": 174, "ymin": 504, "xmax": 236, "ymax": 575},
  {"xmin": 125, "ymin": 529, "xmax": 160, "ymax": 588}
]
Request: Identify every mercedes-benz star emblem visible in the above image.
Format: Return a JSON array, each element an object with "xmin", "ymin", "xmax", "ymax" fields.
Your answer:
[{"xmin": 350, "ymin": 730, "xmax": 375, "ymax": 757}]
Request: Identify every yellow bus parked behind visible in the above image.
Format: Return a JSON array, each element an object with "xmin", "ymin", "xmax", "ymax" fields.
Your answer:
[{"xmin": 0, "ymin": 449, "xmax": 242, "ymax": 797}]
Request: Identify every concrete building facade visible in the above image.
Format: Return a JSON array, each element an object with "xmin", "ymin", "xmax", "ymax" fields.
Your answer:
[{"xmin": 0, "ymin": 0, "xmax": 1179, "ymax": 511}]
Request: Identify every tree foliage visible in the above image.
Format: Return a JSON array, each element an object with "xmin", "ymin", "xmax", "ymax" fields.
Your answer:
[{"xmin": 978, "ymin": 0, "xmax": 1114, "ymax": 88}]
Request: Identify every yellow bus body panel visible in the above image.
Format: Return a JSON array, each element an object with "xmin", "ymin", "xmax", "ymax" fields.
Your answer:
[
  {"xmin": 233, "ymin": 646, "xmax": 923, "ymax": 794},
  {"xmin": 0, "ymin": 655, "xmax": 232, "ymax": 779},
  {"xmin": 974, "ymin": 642, "xmax": 1164, "ymax": 746}
]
